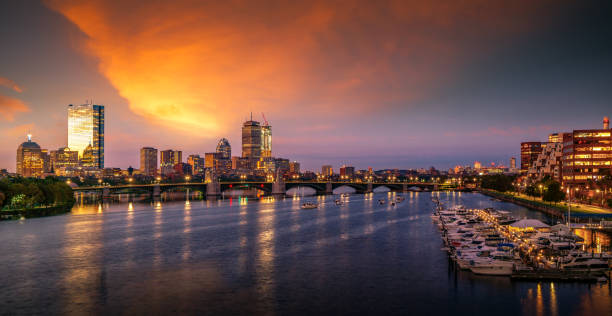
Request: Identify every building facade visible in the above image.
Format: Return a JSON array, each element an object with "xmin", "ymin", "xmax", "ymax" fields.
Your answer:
[
  {"xmin": 50, "ymin": 147, "xmax": 79, "ymax": 171},
  {"xmin": 140, "ymin": 147, "xmax": 158, "ymax": 176},
  {"xmin": 242, "ymin": 120, "xmax": 262, "ymax": 160},
  {"xmin": 289, "ymin": 161, "xmax": 300, "ymax": 174},
  {"xmin": 216, "ymin": 138, "xmax": 231, "ymax": 159},
  {"xmin": 528, "ymin": 142, "xmax": 563, "ymax": 182},
  {"xmin": 16, "ymin": 134, "xmax": 44, "ymax": 177},
  {"xmin": 187, "ymin": 154, "xmax": 205, "ymax": 175},
  {"xmin": 261, "ymin": 124, "xmax": 272, "ymax": 158},
  {"xmin": 160, "ymin": 150, "xmax": 182, "ymax": 176},
  {"xmin": 561, "ymin": 118, "xmax": 612, "ymax": 185},
  {"xmin": 520, "ymin": 142, "xmax": 544, "ymax": 172},
  {"xmin": 67, "ymin": 103, "xmax": 104, "ymax": 169},
  {"xmin": 322, "ymin": 165, "xmax": 333, "ymax": 177},
  {"xmin": 340, "ymin": 165, "xmax": 355, "ymax": 178}
]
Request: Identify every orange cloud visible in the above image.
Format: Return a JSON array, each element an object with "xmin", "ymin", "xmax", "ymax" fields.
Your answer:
[
  {"xmin": 0, "ymin": 77, "xmax": 23, "ymax": 93},
  {"xmin": 0, "ymin": 95, "xmax": 29, "ymax": 121},
  {"xmin": 44, "ymin": 0, "xmax": 557, "ymax": 136}
]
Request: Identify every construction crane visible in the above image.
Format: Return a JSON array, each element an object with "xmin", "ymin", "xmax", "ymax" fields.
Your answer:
[{"xmin": 261, "ymin": 112, "xmax": 269, "ymax": 126}]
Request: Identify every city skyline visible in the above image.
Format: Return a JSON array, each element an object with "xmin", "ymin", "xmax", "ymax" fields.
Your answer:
[{"xmin": 1, "ymin": 1, "xmax": 612, "ymax": 172}]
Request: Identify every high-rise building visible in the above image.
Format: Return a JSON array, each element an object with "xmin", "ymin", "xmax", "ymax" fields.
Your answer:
[
  {"xmin": 140, "ymin": 147, "xmax": 158, "ymax": 176},
  {"xmin": 510, "ymin": 157, "xmax": 516, "ymax": 169},
  {"xmin": 187, "ymin": 154, "xmax": 205, "ymax": 175},
  {"xmin": 50, "ymin": 147, "xmax": 79, "ymax": 170},
  {"xmin": 160, "ymin": 150, "xmax": 182, "ymax": 176},
  {"xmin": 289, "ymin": 161, "xmax": 300, "ymax": 174},
  {"xmin": 340, "ymin": 165, "xmax": 355, "ymax": 178},
  {"xmin": 520, "ymin": 142, "xmax": 544, "ymax": 172},
  {"xmin": 67, "ymin": 103, "xmax": 104, "ymax": 169},
  {"xmin": 548, "ymin": 133, "xmax": 568, "ymax": 143},
  {"xmin": 242, "ymin": 119, "xmax": 262, "ymax": 161},
  {"xmin": 561, "ymin": 117, "xmax": 612, "ymax": 185},
  {"xmin": 204, "ymin": 152, "xmax": 222, "ymax": 169},
  {"xmin": 473, "ymin": 161, "xmax": 482, "ymax": 170},
  {"xmin": 261, "ymin": 124, "xmax": 272, "ymax": 158},
  {"xmin": 16, "ymin": 134, "xmax": 44, "ymax": 177},
  {"xmin": 216, "ymin": 138, "xmax": 231, "ymax": 159},
  {"xmin": 322, "ymin": 165, "xmax": 333, "ymax": 177}
]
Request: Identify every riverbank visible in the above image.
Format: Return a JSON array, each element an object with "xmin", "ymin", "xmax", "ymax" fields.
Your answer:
[
  {"xmin": 0, "ymin": 204, "xmax": 73, "ymax": 220},
  {"xmin": 479, "ymin": 189, "xmax": 612, "ymax": 221}
]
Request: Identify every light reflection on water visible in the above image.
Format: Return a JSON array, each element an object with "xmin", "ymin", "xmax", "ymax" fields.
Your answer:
[{"xmin": 0, "ymin": 192, "xmax": 610, "ymax": 315}]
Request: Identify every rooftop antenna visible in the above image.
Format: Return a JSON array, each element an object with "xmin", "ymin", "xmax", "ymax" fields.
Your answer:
[{"xmin": 250, "ymin": 112, "xmax": 253, "ymax": 121}]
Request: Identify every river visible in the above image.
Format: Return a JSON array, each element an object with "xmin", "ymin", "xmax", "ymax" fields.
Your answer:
[{"xmin": 0, "ymin": 192, "xmax": 610, "ymax": 315}]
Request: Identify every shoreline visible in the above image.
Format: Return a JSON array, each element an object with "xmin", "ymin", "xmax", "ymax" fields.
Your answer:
[{"xmin": 0, "ymin": 204, "xmax": 73, "ymax": 221}]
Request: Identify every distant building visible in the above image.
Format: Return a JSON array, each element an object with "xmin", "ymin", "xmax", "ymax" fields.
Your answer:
[
  {"xmin": 561, "ymin": 117, "xmax": 612, "ymax": 185},
  {"xmin": 275, "ymin": 158, "xmax": 290, "ymax": 174},
  {"xmin": 67, "ymin": 103, "xmax": 104, "ymax": 169},
  {"xmin": 231, "ymin": 156, "xmax": 251, "ymax": 170},
  {"xmin": 521, "ymin": 142, "xmax": 544, "ymax": 172},
  {"xmin": 322, "ymin": 165, "xmax": 333, "ymax": 177},
  {"xmin": 289, "ymin": 161, "xmax": 300, "ymax": 174},
  {"xmin": 340, "ymin": 165, "xmax": 355, "ymax": 178},
  {"xmin": 242, "ymin": 118, "xmax": 262, "ymax": 161},
  {"xmin": 187, "ymin": 154, "xmax": 205, "ymax": 175},
  {"xmin": 473, "ymin": 161, "xmax": 482, "ymax": 170},
  {"xmin": 174, "ymin": 162, "xmax": 192, "ymax": 177},
  {"xmin": 204, "ymin": 152, "xmax": 222, "ymax": 169},
  {"xmin": 261, "ymin": 124, "xmax": 272, "ymax": 158},
  {"xmin": 140, "ymin": 147, "xmax": 158, "ymax": 176},
  {"xmin": 160, "ymin": 150, "xmax": 182, "ymax": 176},
  {"xmin": 216, "ymin": 138, "xmax": 231, "ymax": 159},
  {"xmin": 16, "ymin": 134, "xmax": 44, "ymax": 177},
  {"xmin": 510, "ymin": 157, "xmax": 516, "ymax": 170},
  {"xmin": 50, "ymin": 147, "xmax": 79, "ymax": 171}
]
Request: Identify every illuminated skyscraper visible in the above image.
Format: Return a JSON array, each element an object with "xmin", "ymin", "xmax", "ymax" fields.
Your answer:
[
  {"xmin": 510, "ymin": 157, "xmax": 516, "ymax": 169},
  {"xmin": 16, "ymin": 134, "xmax": 44, "ymax": 177},
  {"xmin": 242, "ymin": 118, "xmax": 262, "ymax": 160},
  {"xmin": 67, "ymin": 103, "xmax": 104, "ymax": 169},
  {"xmin": 216, "ymin": 138, "xmax": 231, "ymax": 159},
  {"xmin": 140, "ymin": 147, "xmax": 158, "ymax": 176},
  {"xmin": 261, "ymin": 124, "xmax": 272, "ymax": 158}
]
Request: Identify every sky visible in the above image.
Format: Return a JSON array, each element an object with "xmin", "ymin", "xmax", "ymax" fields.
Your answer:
[{"xmin": 1, "ymin": 0, "xmax": 611, "ymax": 172}]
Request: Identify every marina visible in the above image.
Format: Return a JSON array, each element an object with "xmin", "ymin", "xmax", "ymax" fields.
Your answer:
[{"xmin": 432, "ymin": 197, "xmax": 612, "ymax": 283}]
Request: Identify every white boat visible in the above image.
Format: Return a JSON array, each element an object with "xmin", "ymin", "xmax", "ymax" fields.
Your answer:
[
  {"xmin": 561, "ymin": 257, "xmax": 609, "ymax": 272},
  {"xmin": 470, "ymin": 260, "xmax": 514, "ymax": 276},
  {"xmin": 301, "ymin": 202, "xmax": 318, "ymax": 209}
]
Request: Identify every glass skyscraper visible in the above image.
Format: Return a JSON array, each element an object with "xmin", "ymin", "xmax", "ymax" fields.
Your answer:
[{"xmin": 68, "ymin": 103, "xmax": 105, "ymax": 169}]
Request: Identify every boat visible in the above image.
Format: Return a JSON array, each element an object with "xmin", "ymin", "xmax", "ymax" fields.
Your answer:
[
  {"xmin": 378, "ymin": 199, "xmax": 386, "ymax": 205},
  {"xmin": 335, "ymin": 199, "xmax": 344, "ymax": 206},
  {"xmin": 561, "ymin": 257, "xmax": 609, "ymax": 272},
  {"xmin": 470, "ymin": 260, "xmax": 514, "ymax": 276},
  {"xmin": 396, "ymin": 196, "xmax": 405, "ymax": 202},
  {"xmin": 301, "ymin": 202, "xmax": 318, "ymax": 209}
]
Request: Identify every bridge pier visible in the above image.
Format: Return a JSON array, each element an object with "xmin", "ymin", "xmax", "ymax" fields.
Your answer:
[
  {"xmin": 206, "ymin": 181, "xmax": 221, "ymax": 197},
  {"xmin": 402, "ymin": 183, "xmax": 408, "ymax": 192},
  {"xmin": 272, "ymin": 180, "xmax": 286, "ymax": 195},
  {"xmin": 325, "ymin": 182, "xmax": 333, "ymax": 195},
  {"xmin": 102, "ymin": 188, "xmax": 111, "ymax": 198},
  {"xmin": 366, "ymin": 182, "xmax": 373, "ymax": 193},
  {"xmin": 152, "ymin": 184, "xmax": 161, "ymax": 197},
  {"xmin": 434, "ymin": 184, "xmax": 439, "ymax": 191}
]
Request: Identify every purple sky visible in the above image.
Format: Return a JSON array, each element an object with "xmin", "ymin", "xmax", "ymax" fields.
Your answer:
[{"xmin": 1, "ymin": 1, "xmax": 611, "ymax": 172}]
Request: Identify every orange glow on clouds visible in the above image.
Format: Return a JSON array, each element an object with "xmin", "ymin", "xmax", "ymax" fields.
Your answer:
[{"xmin": 44, "ymin": 0, "xmax": 555, "ymax": 136}]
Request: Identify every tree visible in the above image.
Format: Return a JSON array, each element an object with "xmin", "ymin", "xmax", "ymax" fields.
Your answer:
[
  {"xmin": 480, "ymin": 174, "xmax": 516, "ymax": 192},
  {"xmin": 542, "ymin": 181, "xmax": 565, "ymax": 204},
  {"xmin": 525, "ymin": 184, "xmax": 539, "ymax": 198}
]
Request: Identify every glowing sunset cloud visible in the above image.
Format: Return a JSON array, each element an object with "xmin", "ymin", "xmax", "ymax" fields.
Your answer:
[{"xmin": 44, "ymin": 0, "xmax": 557, "ymax": 136}]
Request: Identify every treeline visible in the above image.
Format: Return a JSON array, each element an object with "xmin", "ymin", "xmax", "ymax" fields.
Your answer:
[
  {"xmin": 480, "ymin": 174, "xmax": 565, "ymax": 204},
  {"xmin": 480, "ymin": 174, "xmax": 516, "ymax": 192},
  {"xmin": 0, "ymin": 177, "xmax": 75, "ymax": 210}
]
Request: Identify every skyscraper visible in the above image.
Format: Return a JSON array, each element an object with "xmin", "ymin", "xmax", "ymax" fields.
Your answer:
[
  {"xmin": 187, "ymin": 154, "xmax": 205, "ymax": 175},
  {"xmin": 242, "ymin": 118, "xmax": 262, "ymax": 161},
  {"xmin": 216, "ymin": 138, "xmax": 231, "ymax": 159},
  {"xmin": 261, "ymin": 124, "xmax": 272, "ymax": 158},
  {"xmin": 160, "ymin": 149, "xmax": 182, "ymax": 176},
  {"xmin": 140, "ymin": 147, "xmax": 158, "ymax": 176},
  {"xmin": 16, "ymin": 134, "xmax": 44, "ymax": 177},
  {"xmin": 322, "ymin": 165, "xmax": 333, "ymax": 177},
  {"xmin": 510, "ymin": 157, "xmax": 516, "ymax": 169},
  {"xmin": 68, "ymin": 103, "xmax": 104, "ymax": 169}
]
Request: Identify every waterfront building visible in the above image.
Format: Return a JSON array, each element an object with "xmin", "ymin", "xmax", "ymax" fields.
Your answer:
[
  {"xmin": 216, "ymin": 138, "xmax": 231, "ymax": 159},
  {"xmin": 140, "ymin": 147, "xmax": 158, "ymax": 176},
  {"xmin": 289, "ymin": 161, "xmax": 300, "ymax": 174},
  {"xmin": 187, "ymin": 154, "xmax": 205, "ymax": 175},
  {"xmin": 561, "ymin": 117, "xmax": 612, "ymax": 185},
  {"xmin": 160, "ymin": 150, "xmax": 182, "ymax": 176},
  {"xmin": 261, "ymin": 124, "xmax": 272, "ymax": 158},
  {"xmin": 520, "ymin": 142, "xmax": 544, "ymax": 172},
  {"xmin": 528, "ymin": 142, "xmax": 563, "ymax": 182},
  {"xmin": 67, "ymin": 103, "xmax": 104, "ymax": 168},
  {"xmin": 16, "ymin": 134, "xmax": 44, "ymax": 177},
  {"xmin": 242, "ymin": 119, "xmax": 262, "ymax": 161},
  {"xmin": 322, "ymin": 165, "xmax": 333, "ymax": 177},
  {"xmin": 50, "ymin": 147, "xmax": 79, "ymax": 171},
  {"xmin": 340, "ymin": 165, "xmax": 355, "ymax": 178}
]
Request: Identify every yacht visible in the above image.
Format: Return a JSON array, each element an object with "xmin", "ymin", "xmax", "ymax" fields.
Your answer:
[{"xmin": 301, "ymin": 202, "xmax": 318, "ymax": 209}]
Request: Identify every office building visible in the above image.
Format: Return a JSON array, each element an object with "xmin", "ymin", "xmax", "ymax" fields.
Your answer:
[
  {"xmin": 160, "ymin": 150, "xmax": 182, "ymax": 176},
  {"xmin": 204, "ymin": 152, "xmax": 222, "ymax": 169},
  {"xmin": 16, "ymin": 134, "xmax": 44, "ymax": 177},
  {"xmin": 275, "ymin": 158, "xmax": 290, "ymax": 174},
  {"xmin": 50, "ymin": 147, "xmax": 79, "ymax": 171},
  {"xmin": 510, "ymin": 157, "xmax": 516, "ymax": 170},
  {"xmin": 528, "ymin": 142, "xmax": 563, "ymax": 182},
  {"xmin": 187, "ymin": 154, "xmax": 205, "ymax": 175},
  {"xmin": 216, "ymin": 138, "xmax": 231, "ymax": 159},
  {"xmin": 140, "ymin": 147, "xmax": 158, "ymax": 176},
  {"xmin": 67, "ymin": 103, "xmax": 104, "ymax": 168},
  {"xmin": 340, "ymin": 165, "xmax": 355, "ymax": 178},
  {"xmin": 289, "ymin": 161, "xmax": 300, "ymax": 174},
  {"xmin": 521, "ymin": 142, "xmax": 544, "ymax": 172},
  {"xmin": 242, "ymin": 119, "xmax": 262, "ymax": 160},
  {"xmin": 261, "ymin": 124, "xmax": 272, "ymax": 158},
  {"xmin": 561, "ymin": 117, "xmax": 612, "ymax": 185},
  {"xmin": 322, "ymin": 165, "xmax": 333, "ymax": 177},
  {"xmin": 548, "ymin": 133, "xmax": 568, "ymax": 143}
]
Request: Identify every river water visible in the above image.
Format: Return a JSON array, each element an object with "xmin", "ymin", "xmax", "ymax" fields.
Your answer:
[{"xmin": 0, "ymin": 192, "xmax": 610, "ymax": 315}]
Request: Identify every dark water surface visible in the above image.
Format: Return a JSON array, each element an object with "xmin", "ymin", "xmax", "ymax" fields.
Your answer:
[{"xmin": 1, "ymin": 192, "xmax": 610, "ymax": 315}]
